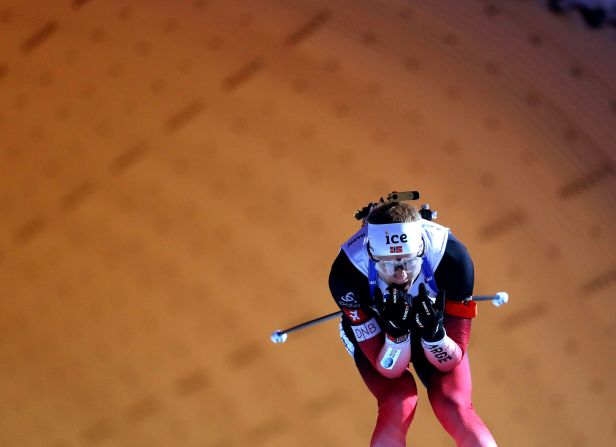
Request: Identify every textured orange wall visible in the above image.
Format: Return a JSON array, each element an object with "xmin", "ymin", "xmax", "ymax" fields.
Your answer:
[{"xmin": 0, "ymin": 1, "xmax": 615, "ymax": 446}]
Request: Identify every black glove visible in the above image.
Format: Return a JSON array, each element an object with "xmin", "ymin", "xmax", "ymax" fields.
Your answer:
[
  {"xmin": 375, "ymin": 287, "xmax": 412, "ymax": 339},
  {"xmin": 412, "ymin": 283, "xmax": 445, "ymax": 342}
]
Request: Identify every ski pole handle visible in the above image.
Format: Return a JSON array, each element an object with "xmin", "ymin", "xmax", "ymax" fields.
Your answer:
[{"xmin": 270, "ymin": 310, "xmax": 342, "ymax": 343}]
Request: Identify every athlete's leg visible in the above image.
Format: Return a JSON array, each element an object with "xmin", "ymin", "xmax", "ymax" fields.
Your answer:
[
  {"xmin": 426, "ymin": 316, "xmax": 496, "ymax": 447},
  {"xmin": 355, "ymin": 348, "xmax": 418, "ymax": 447}
]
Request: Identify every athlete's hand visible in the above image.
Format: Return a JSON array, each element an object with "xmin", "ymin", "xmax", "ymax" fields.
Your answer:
[
  {"xmin": 376, "ymin": 287, "xmax": 412, "ymax": 338},
  {"xmin": 412, "ymin": 283, "xmax": 445, "ymax": 342}
]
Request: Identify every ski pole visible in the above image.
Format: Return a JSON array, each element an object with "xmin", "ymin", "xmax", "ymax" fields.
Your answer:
[{"xmin": 270, "ymin": 292, "xmax": 508, "ymax": 344}]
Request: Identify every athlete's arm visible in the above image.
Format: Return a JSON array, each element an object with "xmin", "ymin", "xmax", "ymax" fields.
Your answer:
[
  {"xmin": 422, "ymin": 234, "xmax": 476, "ymax": 372},
  {"xmin": 434, "ymin": 233, "xmax": 475, "ymax": 302},
  {"xmin": 329, "ymin": 250, "xmax": 410, "ymax": 378}
]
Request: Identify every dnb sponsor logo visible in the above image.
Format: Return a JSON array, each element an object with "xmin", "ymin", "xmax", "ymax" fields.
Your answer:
[{"xmin": 352, "ymin": 319, "xmax": 380, "ymax": 341}]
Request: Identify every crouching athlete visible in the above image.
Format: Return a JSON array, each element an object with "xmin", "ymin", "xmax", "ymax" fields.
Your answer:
[{"xmin": 328, "ymin": 201, "xmax": 497, "ymax": 447}]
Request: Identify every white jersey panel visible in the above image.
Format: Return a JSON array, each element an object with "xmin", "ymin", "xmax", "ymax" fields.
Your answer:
[
  {"xmin": 340, "ymin": 220, "xmax": 450, "ymax": 297},
  {"xmin": 340, "ymin": 227, "xmax": 370, "ymax": 277}
]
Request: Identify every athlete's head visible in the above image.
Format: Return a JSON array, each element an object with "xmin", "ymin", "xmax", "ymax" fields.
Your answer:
[{"xmin": 367, "ymin": 202, "xmax": 424, "ymax": 290}]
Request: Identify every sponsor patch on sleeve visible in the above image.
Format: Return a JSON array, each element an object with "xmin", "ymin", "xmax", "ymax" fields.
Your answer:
[
  {"xmin": 337, "ymin": 291, "xmax": 360, "ymax": 308},
  {"xmin": 379, "ymin": 346, "xmax": 402, "ymax": 370},
  {"xmin": 342, "ymin": 308, "xmax": 368, "ymax": 323},
  {"xmin": 351, "ymin": 317, "xmax": 381, "ymax": 342}
]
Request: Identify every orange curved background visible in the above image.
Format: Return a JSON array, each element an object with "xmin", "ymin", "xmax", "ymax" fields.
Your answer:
[{"xmin": 1, "ymin": 1, "xmax": 615, "ymax": 446}]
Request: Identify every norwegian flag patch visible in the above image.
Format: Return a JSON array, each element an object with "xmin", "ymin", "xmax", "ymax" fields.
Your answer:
[
  {"xmin": 343, "ymin": 308, "xmax": 368, "ymax": 323},
  {"xmin": 390, "ymin": 246, "xmax": 403, "ymax": 254}
]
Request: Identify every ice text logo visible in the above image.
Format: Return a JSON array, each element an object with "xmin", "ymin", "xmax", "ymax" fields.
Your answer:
[{"xmin": 384, "ymin": 233, "xmax": 408, "ymax": 244}]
